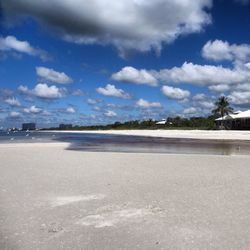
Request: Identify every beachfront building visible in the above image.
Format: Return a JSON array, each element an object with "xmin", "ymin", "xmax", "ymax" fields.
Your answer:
[
  {"xmin": 215, "ymin": 110, "xmax": 250, "ymax": 130},
  {"xmin": 22, "ymin": 123, "xmax": 36, "ymax": 131},
  {"xmin": 156, "ymin": 119, "xmax": 167, "ymax": 125}
]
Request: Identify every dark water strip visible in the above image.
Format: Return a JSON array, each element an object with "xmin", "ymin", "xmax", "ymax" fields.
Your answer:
[
  {"xmin": 66, "ymin": 135, "xmax": 250, "ymax": 156},
  {"xmin": 1, "ymin": 131, "xmax": 250, "ymax": 156}
]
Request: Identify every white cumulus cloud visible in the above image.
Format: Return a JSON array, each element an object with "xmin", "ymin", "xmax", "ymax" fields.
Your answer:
[
  {"xmin": 209, "ymin": 84, "xmax": 230, "ymax": 93},
  {"xmin": 4, "ymin": 97, "xmax": 21, "ymax": 107},
  {"xmin": 104, "ymin": 110, "xmax": 117, "ymax": 117},
  {"xmin": 23, "ymin": 105, "xmax": 42, "ymax": 114},
  {"xmin": 96, "ymin": 84, "xmax": 131, "ymax": 99},
  {"xmin": 9, "ymin": 111, "xmax": 20, "ymax": 118},
  {"xmin": 36, "ymin": 67, "xmax": 73, "ymax": 84},
  {"xmin": 156, "ymin": 62, "xmax": 250, "ymax": 86},
  {"xmin": 183, "ymin": 107, "xmax": 198, "ymax": 114},
  {"xmin": 161, "ymin": 85, "xmax": 190, "ymax": 100},
  {"xmin": 87, "ymin": 98, "xmax": 101, "ymax": 105},
  {"xmin": 0, "ymin": 36, "xmax": 49, "ymax": 61},
  {"xmin": 18, "ymin": 83, "xmax": 64, "ymax": 99},
  {"xmin": 229, "ymin": 91, "xmax": 250, "ymax": 105},
  {"xmin": 202, "ymin": 40, "xmax": 250, "ymax": 62},
  {"xmin": 112, "ymin": 67, "xmax": 158, "ymax": 86},
  {"xmin": 71, "ymin": 89, "xmax": 85, "ymax": 96},
  {"xmin": 65, "ymin": 107, "xmax": 76, "ymax": 113},
  {"xmin": 18, "ymin": 85, "xmax": 30, "ymax": 95},
  {"xmin": 33, "ymin": 83, "xmax": 64, "ymax": 99},
  {"xmin": 192, "ymin": 93, "xmax": 214, "ymax": 110},
  {"xmin": 136, "ymin": 98, "xmax": 162, "ymax": 108}
]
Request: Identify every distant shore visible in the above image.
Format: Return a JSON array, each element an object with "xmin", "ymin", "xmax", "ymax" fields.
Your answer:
[{"xmin": 43, "ymin": 129, "xmax": 250, "ymax": 141}]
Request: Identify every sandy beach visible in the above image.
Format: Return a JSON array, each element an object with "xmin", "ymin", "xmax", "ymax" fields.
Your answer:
[
  {"xmin": 47, "ymin": 129, "xmax": 250, "ymax": 141},
  {"xmin": 0, "ymin": 142, "xmax": 250, "ymax": 250}
]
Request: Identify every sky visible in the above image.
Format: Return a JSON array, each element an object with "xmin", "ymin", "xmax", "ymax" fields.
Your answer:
[{"xmin": 0, "ymin": 0, "xmax": 250, "ymax": 128}]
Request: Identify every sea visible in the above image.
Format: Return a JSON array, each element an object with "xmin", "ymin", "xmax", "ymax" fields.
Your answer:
[{"xmin": 1, "ymin": 130, "xmax": 250, "ymax": 156}]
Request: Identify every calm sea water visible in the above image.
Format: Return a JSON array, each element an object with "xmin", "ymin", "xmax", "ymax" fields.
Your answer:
[{"xmin": 1, "ymin": 131, "xmax": 250, "ymax": 156}]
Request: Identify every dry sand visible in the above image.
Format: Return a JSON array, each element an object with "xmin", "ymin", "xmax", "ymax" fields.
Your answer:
[
  {"xmin": 0, "ymin": 142, "xmax": 250, "ymax": 249},
  {"xmin": 47, "ymin": 129, "xmax": 250, "ymax": 141}
]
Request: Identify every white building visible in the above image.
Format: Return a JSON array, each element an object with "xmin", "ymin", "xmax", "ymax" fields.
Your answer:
[
  {"xmin": 156, "ymin": 119, "xmax": 167, "ymax": 125},
  {"xmin": 215, "ymin": 110, "xmax": 250, "ymax": 130}
]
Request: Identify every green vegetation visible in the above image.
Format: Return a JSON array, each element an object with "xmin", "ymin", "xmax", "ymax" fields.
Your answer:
[
  {"xmin": 46, "ymin": 115, "xmax": 217, "ymax": 131},
  {"xmin": 212, "ymin": 96, "xmax": 233, "ymax": 119},
  {"xmin": 212, "ymin": 96, "xmax": 233, "ymax": 129}
]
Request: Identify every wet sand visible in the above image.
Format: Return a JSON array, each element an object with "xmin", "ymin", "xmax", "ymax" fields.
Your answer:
[{"xmin": 0, "ymin": 143, "xmax": 250, "ymax": 249}]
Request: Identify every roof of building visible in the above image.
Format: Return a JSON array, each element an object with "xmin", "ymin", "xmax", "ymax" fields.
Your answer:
[
  {"xmin": 156, "ymin": 119, "xmax": 167, "ymax": 125},
  {"xmin": 215, "ymin": 110, "xmax": 250, "ymax": 121},
  {"xmin": 233, "ymin": 109, "xmax": 250, "ymax": 119},
  {"xmin": 215, "ymin": 114, "xmax": 237, "ymax": 121}
]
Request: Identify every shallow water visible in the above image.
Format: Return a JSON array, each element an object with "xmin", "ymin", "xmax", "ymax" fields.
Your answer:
[{"xmin": 1, "ymin": 131, "xmax": 250, "ymax": 156}]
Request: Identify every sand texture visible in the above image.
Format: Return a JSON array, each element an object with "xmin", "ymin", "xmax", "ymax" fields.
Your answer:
[{"xmin": 0, "ymin": 143, "xmax": 250, "ymax": 249}]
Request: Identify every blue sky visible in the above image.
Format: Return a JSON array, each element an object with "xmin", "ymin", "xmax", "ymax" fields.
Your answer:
[{"xmin": 0, "ymin": 0, "xmax": 250, "ymax": 128}]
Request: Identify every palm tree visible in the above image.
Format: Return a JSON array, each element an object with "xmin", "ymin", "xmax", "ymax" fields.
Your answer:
[{"xmin": 212, "ymin": 96, "xmax": 233, "ymax": 129}]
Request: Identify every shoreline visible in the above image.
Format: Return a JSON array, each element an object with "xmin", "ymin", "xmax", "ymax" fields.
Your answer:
[
  {"xmin": 2, "ymin": 131, "xmax": 250, "ymax": 156},
  {"xmin": 41, "ymin": 129, "xmax": 250, "ymax": 141},
  {"xmin": 1, "ymin": 142, "xmax": 249, "ymax": 158}
]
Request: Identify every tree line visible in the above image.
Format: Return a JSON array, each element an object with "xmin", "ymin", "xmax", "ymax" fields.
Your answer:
[
  {"xmin": 45, "ymin": 96, "xmax": 233, "ymax": 131},
  {"xmin": 46, "ymin": 116, "xmax": 216, "ymax": 131}
]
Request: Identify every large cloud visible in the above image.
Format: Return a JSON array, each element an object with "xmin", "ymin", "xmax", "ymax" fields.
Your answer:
[
  {"xmin": 202, "ymin": 40, "xmax": 250, "ymax": 62},
  {"xmin": 0, "ymin": 36, "xmax": 49, "ymax": 61},
  {"xmin": 2, "ymin": 0, "xmax": 212, "ymax": 56},
  {"xmin": 155, "ymin": 62, "xmax": 250, "ymax": 86},
  {"xmin": 114, "ymin": 62, "xmax": 250, "ymax": 87},
  {"xmin": 36, "ymin": 67, "xmax": 73, "ymax": 84}
]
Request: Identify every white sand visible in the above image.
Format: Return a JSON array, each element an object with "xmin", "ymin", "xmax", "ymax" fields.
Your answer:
[
  {"xmin": 0, "ymin": 143, "xmax": 250, "ymax": 249},
  {"xmin": 45, "ymin": 129, "xmax": 250, "ymax": 140}
]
